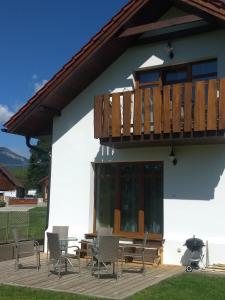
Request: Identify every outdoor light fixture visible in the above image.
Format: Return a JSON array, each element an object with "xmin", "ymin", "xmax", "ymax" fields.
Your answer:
[
  {"xmin": 169, "ymin": 146, "xmax": 177, "ymax": 165},
  {"xmin": 166, "ymin": 41, "xmax": 174, "ymax": 59}
]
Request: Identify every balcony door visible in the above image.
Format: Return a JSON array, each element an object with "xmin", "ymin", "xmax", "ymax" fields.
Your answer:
[{"xmin": 94, "ymin": 161, "xmax": 163, "ymax": 236}]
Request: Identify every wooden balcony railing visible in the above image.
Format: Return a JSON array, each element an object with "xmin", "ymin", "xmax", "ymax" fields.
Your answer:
[{"xmin": 94, "ymin": 78, "xmax": 225, "ymax": 144}]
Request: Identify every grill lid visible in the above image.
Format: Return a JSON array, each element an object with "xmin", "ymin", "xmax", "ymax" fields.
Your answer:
[{"xmin": 184, "ymin": 237, "xmax": 205, "ymax": 252}]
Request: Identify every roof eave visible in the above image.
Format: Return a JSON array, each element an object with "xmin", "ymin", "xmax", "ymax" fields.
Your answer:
[{"xmin": 4, "ymin": 0, "xmax": 225, "ymax": 137}]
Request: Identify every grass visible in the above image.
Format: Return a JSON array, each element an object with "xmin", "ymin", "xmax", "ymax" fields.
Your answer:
[
  {"xmin": 28, "ymin": 206, "xmax": 47, "ymax": 241},
  {"xmin": 0, "ymin": 285, "xmax": 93, "ymax": 300},
  {"xmin": 10, "ymin": 166, "xmax": 28, "ymax": 186},
  {"xmin": 1, "ymin": 273, "xmax": 225, "ymax": 299},
  {"xmin": 130, "ymin": 272, "xmax": 225, "ymax": 300}
]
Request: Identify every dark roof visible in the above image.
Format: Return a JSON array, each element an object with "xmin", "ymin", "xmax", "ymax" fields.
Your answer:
[
  {"xmin": 39, "ymin": 176, "xmax": 49, "ymax": 184},
  {"xmin": 0, "ymin": 166, "xmax": 24, "ymax": 188},
  {"xmin": 4, "ymin": 0, "xmax": 225, "ymax": 137}
]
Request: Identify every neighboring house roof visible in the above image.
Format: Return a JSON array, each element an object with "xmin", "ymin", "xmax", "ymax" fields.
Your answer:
[
  {"xmin": 0, "ymin": 166, "xmax": 24, "ymax": 190},
  {"xmin": 39, "ymin": 176, "xmax": 49, "ymax": 184},
  {"xmin": 3, "ymin": 0, "xmax": 225, "ymax": 137}
]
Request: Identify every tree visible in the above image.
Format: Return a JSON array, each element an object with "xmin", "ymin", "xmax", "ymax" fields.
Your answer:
[
  {"xmin": 10, "ymin": 167, "xmax": 28, "ymax": 186},
  {"xmin": 26, "ymin": 137, "xmax": 51, "ymax": 193}
]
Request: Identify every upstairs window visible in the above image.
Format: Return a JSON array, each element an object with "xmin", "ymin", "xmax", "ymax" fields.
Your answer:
[
  {"xmin": 138, "ymin": 71, "xmax": 160, "ymax": 85},
  {"xmin": 164, "ymin": 68, "xmax": 188, "ymax": 85},
  {"xmin": 136, "ymin": 59, "xmax": 217, "ymax": 88},
  {"xmin": 192, "ymin": 60, "xmax": 217, "ymax": 81}
]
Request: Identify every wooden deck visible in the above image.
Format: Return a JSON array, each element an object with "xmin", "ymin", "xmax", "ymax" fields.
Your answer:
[{"xmin": 0, "ymin": 254, "xmax": 183, "ymax": 299}]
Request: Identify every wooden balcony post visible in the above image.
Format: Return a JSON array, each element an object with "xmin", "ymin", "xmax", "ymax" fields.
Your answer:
[
  {"xmin": 144, "ymin": 88, "xmax": 151, "ymax": 135},
  {"xmin": 153, "ymin": 87, "xmax": 162, "ymax": 134},
  {"xmin": 184, "ymin": 82, "xmax": 192, "ymax": 132},
  {"xmin": 172, "ymin": 84, "xmax": 181, "ymax": 133},
  {"xmin": 163, "ymin": 85, "xmax": 171, "ymax": 133},
  {"xmin": 123, "ymin": 91, "xmax": 132, "ymax": 136},
  {"xmin": 219, "ymin": 78, "xmax": 225, "ymax": 130},
  {"xmin": 102, "ymin": 94, "xmax": 111, "ymax": 138},
  {"xmin": 133, "ymin": 89, "xmax": 142, "ymax": 135},
  {"xmin": 112, "ymin": 93, "xmax": 121, "ymax": 137},
  {"xmin": 194, "ymin": 81, "xmax": 206, "ymax": 131},
  {"xmin": 207, "ymin": 79, "xmax": 217, "ymax": 130}
]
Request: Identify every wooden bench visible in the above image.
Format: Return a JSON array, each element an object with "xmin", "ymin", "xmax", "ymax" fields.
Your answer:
[{"xmin": 82, "ymin": 232, "xmax": 164, "ymax": 265}]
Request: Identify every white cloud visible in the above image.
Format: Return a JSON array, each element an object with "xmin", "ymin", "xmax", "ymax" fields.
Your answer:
[
  {"xmin": 34, "ymin": 79, "xmax": 48, "ymax": 93},
  {"xmin": 32, "ymin": 74, "xmax": 38, "ymax": 80},
  {"xmin": 0, "ymin": 104, "xmax": 14, "ymax": 124}
]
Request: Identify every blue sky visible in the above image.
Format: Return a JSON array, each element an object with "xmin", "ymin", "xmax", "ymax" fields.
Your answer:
[{"xmin": 0, "ymin": 0, "xmax": 128, "ymax": 157}]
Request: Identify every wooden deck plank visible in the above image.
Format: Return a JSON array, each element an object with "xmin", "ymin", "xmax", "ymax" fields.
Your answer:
[
  {"xmin": 96, "ymin": 268, "xmax": 163, "ymax": 297},
  {"xmin": 0, "ymin": 254, "xmax": 183, "ymax": 300},
  {"xmin": 99, "ymin": 266, "xmax": 182, "ymax": 299}
]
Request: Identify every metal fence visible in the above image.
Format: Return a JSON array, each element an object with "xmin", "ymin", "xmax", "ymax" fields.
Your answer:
[{"xmin": 0, "ymin": 208, "xmax": 47, "ymax": 244}]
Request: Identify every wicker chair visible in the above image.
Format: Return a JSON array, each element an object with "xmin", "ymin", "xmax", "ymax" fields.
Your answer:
[
  {"xmin": 47, "ymin": 232, "xmax": 80, "ymax": 278},
  {"xmin": 12, "ymin": 229, "xmax": 40, "ymax": 271},
  {"xmin": 121, "ymin": 232, "xmax": 148, "ymax": 274},
  {"xmin": 85, "ymin": 227, "xmax": 113, "ymax": 267},
  {"xmin": 91, "ymin": 235, "xmax": 120, "ymax": 279},
  {"xmin": 96, "ymin": 226, "xmax": 113, "ymax": 237},
  {"xmin": 52, "ymin": 226, "xmax": 69, "ymax": 238},
  {"xmin": 52, "ymin": 226, "xmax": 69, "ymax": 251}
]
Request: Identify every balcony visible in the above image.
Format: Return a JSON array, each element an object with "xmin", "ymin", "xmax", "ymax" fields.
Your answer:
[{"xmin": 94, "ymin": 78, "xmax": 225, "ymax": 148}]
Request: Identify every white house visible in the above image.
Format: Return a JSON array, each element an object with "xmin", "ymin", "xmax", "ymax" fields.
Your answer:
[
  {"xmin": 4, "ymin": 0, "xmax": 225, "ymax": 265},
  {"xmin": 0, "ymin": 166, "xmax": 24, "ymax": 201}
]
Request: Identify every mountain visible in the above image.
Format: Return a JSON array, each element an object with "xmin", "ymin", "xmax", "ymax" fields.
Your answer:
[{"xmin": 0, "ymin": 147, "xmax": 28, "ymax": 168}]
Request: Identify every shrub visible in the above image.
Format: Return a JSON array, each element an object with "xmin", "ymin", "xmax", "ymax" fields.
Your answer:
[{"xmin": 0, "ymin": 200, "xmax": 6, "ymax": 207}]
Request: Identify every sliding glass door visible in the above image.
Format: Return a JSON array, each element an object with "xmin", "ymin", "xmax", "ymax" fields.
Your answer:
[
  {"xmin": 94, "ymin": 161, "xmax": 163, "ymax": 236},
  {"xmin": 120, "ymin": 164, "xmax": 139, "ymax": 232}
]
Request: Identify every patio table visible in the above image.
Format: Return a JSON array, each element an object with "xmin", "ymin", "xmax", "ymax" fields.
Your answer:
[{"xmin": 59, "ymin": 237, "xmax": 78, "ymax": 253}]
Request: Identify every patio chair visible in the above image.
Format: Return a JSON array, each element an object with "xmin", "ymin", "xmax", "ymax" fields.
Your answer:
[
  {"xmin": 121, "ymin": 232, "xmax": 148, "ymax": 274},
  {"xmin": 91, "ymin": 235, "xmax": 120, "ymax": 279},
  {"xmin": 84, "ymin": 227, "xmax": 113, "ymax": 267},
  {"xmin": 52, "ymin": 226, "xmax": 69, "ymax": 251},
  {"xmin": 47, "ymin": 232, "xmax": 80, "ymax": 278},
  {"xmin": 97, "ymin": 226, "xmax": 113, "ymax": 237},
  {"xmin": 12, "ymin": 229, "xmax": 40, "ymax": 271}
]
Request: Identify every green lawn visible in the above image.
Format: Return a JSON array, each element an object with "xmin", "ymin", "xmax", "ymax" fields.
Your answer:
[
  {"xmin": 1, "ymin": 273, "xmax": 225, "ymax": 300},
  {"xmin": 28, "ymin": 206, "xmax": 47, "ymax": 241},
  {"xmin": 130, "ymin": 272, "xmax": 225, "ymax": 300},
  {"xmin": 0, "ymin": 285, "xmax": 92, "ymax": 300}
]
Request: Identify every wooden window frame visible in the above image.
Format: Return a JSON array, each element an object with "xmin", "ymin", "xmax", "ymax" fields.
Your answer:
[
  {"xmin": 93, "ymin": 161, "xmax": 164, "ymax": 238},
  {"xmin": 135, "ymin": 58, "xmax": 217, "ymax": 88}
]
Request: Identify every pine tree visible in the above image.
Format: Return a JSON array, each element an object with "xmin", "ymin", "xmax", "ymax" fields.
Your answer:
[{"xmin": 26, "ymin": 138, "xmax": 51, "ymax": 193}]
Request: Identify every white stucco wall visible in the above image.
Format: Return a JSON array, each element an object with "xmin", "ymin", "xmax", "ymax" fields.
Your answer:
[
  {"xmin": 0, "ymin": 190, "xmax": 16, "ymax": 198},
  {"xmin": 48, "ymin": 28, "xmax": 225, "ymax": 265}
]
